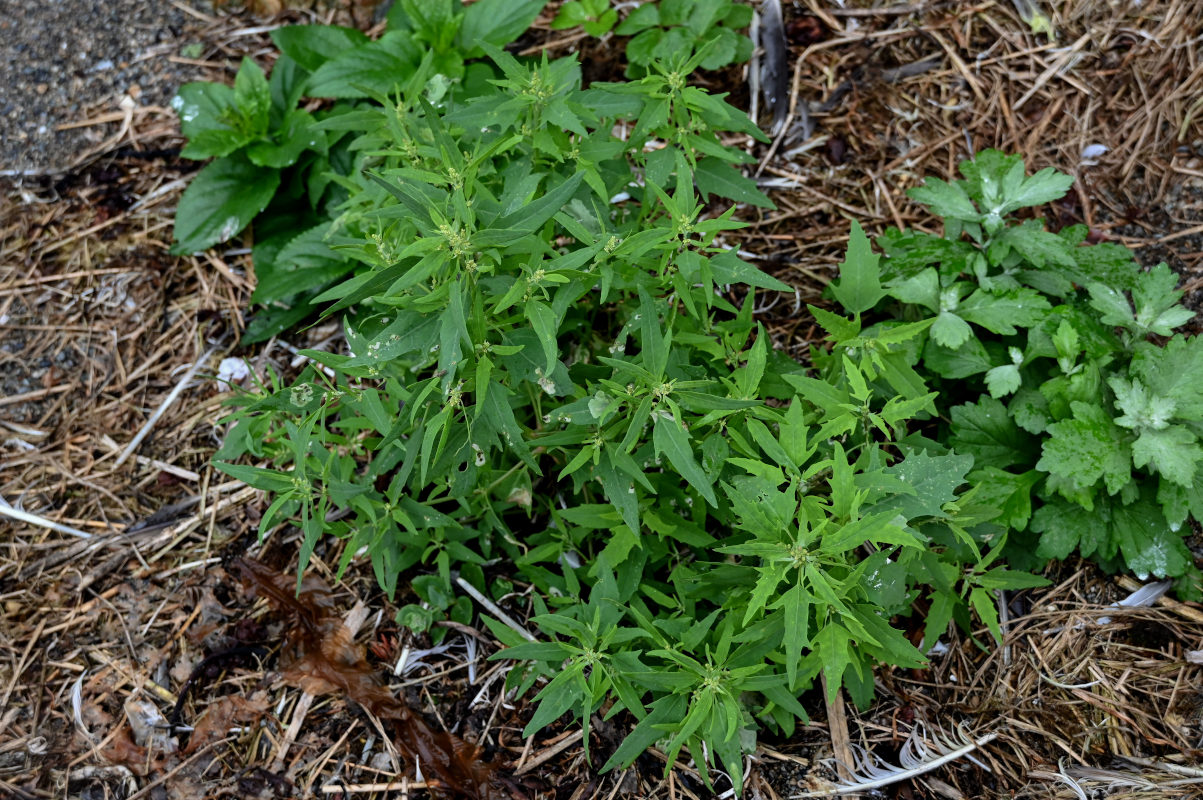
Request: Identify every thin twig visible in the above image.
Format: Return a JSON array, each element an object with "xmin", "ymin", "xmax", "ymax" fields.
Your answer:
[
  {"xmin": 0, "ymin": 494, "xmax": 94, "ymax": 539},
  {"xmin": 113, "ymin": 345, "xmax": 217, "ymax": 468},
  {"xmin": 455, "ymin": 577, "xmax": 537, "ymax": 642}
]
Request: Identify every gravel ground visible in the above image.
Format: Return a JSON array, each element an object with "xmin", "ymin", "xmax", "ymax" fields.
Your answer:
[{"xmin": 0, "ymin": 0, "xmax": 217, "ymax": 175}]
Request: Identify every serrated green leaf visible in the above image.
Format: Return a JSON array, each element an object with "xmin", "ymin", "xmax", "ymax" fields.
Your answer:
[
  {"xmin": 998, "ymin": 219, "xmax": 1076, "ymax": 268},
  {"xmin": 1031, "ymin": 499, "xmax": 1090, "ymax": 560},
  {"xmin": 1110, "ymin": 376, "xmax": 1177, "ymax": 431},
  {"xmin": 1002, "ymin": 166, "xmax": 1074, "ymax": 212},
  {"xmin": 930, "ymin": 311, "xmax": 973, "ymax": 349},
  {"xmin": 1131, "ymin": 336, "xmax": 1203, "ymax": 420},
  {"xmin": 888, "ymin": 268, "xmax": 939, "ymax": 311},
  {"xmin": 985, "ymin": 363, "xmax": 1021, "ymax": 398},
  {"xmin": 907, "ymin": 177, "xmax": 981, "ymax": 222},
  {"xmin": 1036, "ymin": 402, "xmax": 1131, "ymax": 494},
  {"xmin": 968, "ymin": 467, "xmax": 1041, "ymax": 529},
  {"xmin": 924, "ymin": 336, "xmax": 993, "ymax": 379},
  {"xmin": 866, "ymin": 450, "xmax": 973, "ymax": 521},
  {"xmin": 806, "ymin": 304, "xmax": 860, "ymax": 341},
  {"xmin": 1132, "ymin": 427, "xmax": 1203, "ymax": 486},
  {"xmin": 950, "ymin": 396, "xmax": 1032, "ymax": 469},
  {"xmin": 1086, "ymin": 281, "xmax": 1136, "ymax": 329},
  {"xmin": 830, "ymin": 221, "xmax": 887, "ymax": 314},
  {"xmin": 1132, "ymin": 262, "xmax": 1194, "ymax": 335},
  {"xmin": 958, "ymin": 288, "xmax": 1051, "ymax": 334},
  {"xmin": 1114, "ymin": 495, "xmax": 1191, "ymax": 579}
]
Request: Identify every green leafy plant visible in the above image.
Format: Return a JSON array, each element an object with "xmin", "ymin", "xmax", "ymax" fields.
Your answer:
[
  {"xmin": 170, "ymin": 0, "xmax": 547, "ymax": 341},
  {"xmin": 552, "ymin": 0, "xmax": 619, "ymax": 37},
  {"xmin": 615, "ymin": 0, "xmax": 754, "ymax": 74},
  {"xmin": 210, "ymin": 42, "xmax": 1033, "ymax": 790},
  {"xmin": 853, "ymin": 150, "xmax": 1202, "ymax": 596}
]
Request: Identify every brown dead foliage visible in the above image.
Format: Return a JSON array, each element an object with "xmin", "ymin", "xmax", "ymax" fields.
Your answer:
[
  {"xmin": 232, "ymin": 557, "xmax": 511, "ymax": 800},
  {"xmin": 184, "ymin": 692, "xmax": 272, "ymax": 756}
]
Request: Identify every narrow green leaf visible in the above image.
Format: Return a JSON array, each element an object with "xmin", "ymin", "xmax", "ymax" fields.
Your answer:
[{"xmin": 653, "ymin": 415, "xmax": 717, "ymax": 507}]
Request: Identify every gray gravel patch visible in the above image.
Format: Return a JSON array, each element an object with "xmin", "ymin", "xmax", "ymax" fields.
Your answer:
[{"xmin": 0, "ymin": 0, "xmax": 219, "ymax": 175}]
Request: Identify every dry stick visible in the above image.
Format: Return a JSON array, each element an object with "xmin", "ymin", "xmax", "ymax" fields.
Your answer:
[
  {"xmin": 822, "ymin": 675, "xmax": 858, "ymax": 793},
  {"xmin": 455, "ymin": 577, "xmax": 537, "ymax": 642},
  {"xmin": 113, "ymin": 345, "xmax": 217, "ymax": 468},
  {"xmin": 0, "ymin": 494, "xmax": 94, "ymax": 539},
  {"xmin": 827, "ymin": 3, "xmax": 924, "ymax": 14},
  {"xmin": 99, "ymin": 434, "xmax": 200, "ymax": 481},
  {"xmin": 320, "ymin": 780, "xmax": 432, "ymax": 794},
  {"xmin": 514, "ymin": 730, "xmax": 585, "ymax": 776},
  {"xmin": 0, "ymin": 384, "xmax": 72, "ymax": 407}
]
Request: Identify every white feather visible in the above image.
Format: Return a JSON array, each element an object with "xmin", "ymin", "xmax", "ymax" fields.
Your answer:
[{"xmin": 792, "ymin": 724, "xmax": 997, "ymax": 797}]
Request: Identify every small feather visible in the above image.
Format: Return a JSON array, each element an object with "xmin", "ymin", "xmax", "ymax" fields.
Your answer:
[
  {"xmin": 793, "ymin": 724, "xmax": 997, "ymax": 797},
  {"xmin": 758, "ymin": 0, "xmax": 793, "ymax": 135}
]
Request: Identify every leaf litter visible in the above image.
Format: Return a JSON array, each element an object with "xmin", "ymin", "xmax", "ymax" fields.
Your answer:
[{"xmin": 231, "ymin": 557, "xmax": 510, "ymax": 800}]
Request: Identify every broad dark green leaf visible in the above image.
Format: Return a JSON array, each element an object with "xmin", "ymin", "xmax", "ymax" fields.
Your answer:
[
  {"xmin": 307, "ymin": 31, "xmax": 423, "ymax": 98},
  {"xmin": 949, "ymin": 396, "xmax": 1034, "ymax": 470},
  {"xmin": 271, "ymin": 24, "xmax": 369, "ymax": 72},
  {"xmin": 460, "ymin": 0, "xmax": 548, "ymax": 56},
  {"xmin": 866, "ymin": 450, "xmax": 973, "ymax": 521},
  {"xmin": 171, "ymin": 154, "xmax": 279, "ymax": 254}
]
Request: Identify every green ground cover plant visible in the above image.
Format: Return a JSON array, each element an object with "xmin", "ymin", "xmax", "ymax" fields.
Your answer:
[
  {"xmin": 860, "ymin": 150, "xmax": 1203, "ymax": 597},
  {"xmin": 614, "ymin": 0, "xmax": 754, "ymax": 74},
  {"xmin": 170, "ymin": 0, "xmax": 547, "ymax": 341},
  {"xmin": 202, "ymin": 39, "xmax": 1039, "ymax": 789},
  {"xmin": 169, "ymin": 0, "xmax": 752, "ymax": 344},
  {"xmin": 552, "ymin": 0, "xmax": 753, "ymax": 73},
  {"xmin": 173, "ymin": 8, "xmax": 1200, "ymax": 791}
]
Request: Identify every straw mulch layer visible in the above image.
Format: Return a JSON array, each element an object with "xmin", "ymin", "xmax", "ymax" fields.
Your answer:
[{"xmin": 2, "ymin": 2, "xmax": 1202, "ymax": 799}]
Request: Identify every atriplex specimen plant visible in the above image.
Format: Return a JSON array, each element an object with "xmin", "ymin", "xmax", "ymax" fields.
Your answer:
[{"xmin": 210, "ymin": 44, "xmax": 1036, "ymax": 787}]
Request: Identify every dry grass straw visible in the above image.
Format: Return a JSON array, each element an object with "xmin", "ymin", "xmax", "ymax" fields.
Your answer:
[{"xmin": 846, "ymin": 567, "xmax": 1203, "ymax": 799}]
